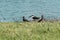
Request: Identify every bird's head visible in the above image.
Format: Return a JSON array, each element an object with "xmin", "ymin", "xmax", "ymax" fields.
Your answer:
[
  {"xmin": 29, "ymin": 15, "xmax": 34, "ymax": 18},
  {"xmin": 22, "ymin": 16, "xmax": 25, "ymax": 18}
]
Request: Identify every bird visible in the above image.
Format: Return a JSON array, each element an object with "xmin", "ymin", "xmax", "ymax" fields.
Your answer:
[
  {"xmin": 29, "ymin": 15, "xmax": 40, "ymax": 21},
  {"xmin": 38, "ymin": 15, "xmax": 44, "ymax": 22},
  {"xmin": 22, "ymin": 16, "xmax": 29, "ymax": 22}
]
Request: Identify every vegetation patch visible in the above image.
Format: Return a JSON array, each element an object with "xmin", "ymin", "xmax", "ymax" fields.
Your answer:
[{"xmin": 0, "ymin": 22, "xmax": 60, "ymax": 40}]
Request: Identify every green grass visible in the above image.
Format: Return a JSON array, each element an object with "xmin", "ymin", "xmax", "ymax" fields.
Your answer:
[{"xmin": 0, "ymin": 21, "xmax": 60, "ymax": 40}]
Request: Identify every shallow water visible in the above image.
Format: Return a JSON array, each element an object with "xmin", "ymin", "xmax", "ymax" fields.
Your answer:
[{"xmin": 0, "ymin": 0, "xmax": 60, "ymax": 22}]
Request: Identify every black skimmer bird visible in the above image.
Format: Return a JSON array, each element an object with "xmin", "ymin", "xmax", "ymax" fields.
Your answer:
[
  {"xmin": 22, "ymin": 16, "xmax": 29, "ymax": 22},
  {"xmin": 38, "ymin": 15, "xmax": 44, "ymax": 22}
]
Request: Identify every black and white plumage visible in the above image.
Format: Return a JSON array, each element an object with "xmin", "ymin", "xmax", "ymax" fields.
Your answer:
[
  {"xmin": 38, "ymin": 15, "xmax": 44, "ymax": 22},
  {"xmin": 22, "ymin": 16, "xmax": 29, "ymax": 22},
  {"xmin": 29, "ymin": 15, "xmax": 40, "ymax": 20}
]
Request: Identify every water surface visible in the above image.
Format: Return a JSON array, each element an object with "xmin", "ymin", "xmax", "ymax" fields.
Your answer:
[{"xmin": 0, "ymin": 0, "xmax": 60, "ymax": 22}]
